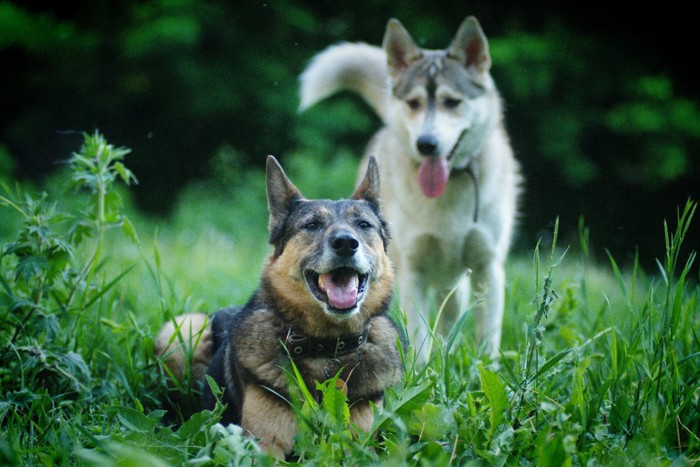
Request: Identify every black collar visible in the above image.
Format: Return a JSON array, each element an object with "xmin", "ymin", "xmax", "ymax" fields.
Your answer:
[{"xmin": 283, "ymin": 325, "xmax": 370, "ymax": 358}]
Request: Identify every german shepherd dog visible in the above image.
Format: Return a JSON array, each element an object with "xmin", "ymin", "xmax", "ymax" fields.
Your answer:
[
  {"xmin": 155, "ymin": 156, "xmax": 402, "ymax": 458},
  {"xmin": 299, "ymin": 17, "xmax": 522, "ymax": 362}
]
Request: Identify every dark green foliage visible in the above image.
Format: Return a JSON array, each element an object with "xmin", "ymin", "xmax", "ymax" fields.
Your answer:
[{"xmin": 1, "ymin": 1, "xmax": 698, "ymax": 266}]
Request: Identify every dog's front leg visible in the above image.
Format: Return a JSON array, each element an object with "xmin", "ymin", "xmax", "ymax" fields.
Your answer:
[
  {"xmin": 350, "ymin": 400, "xmax": 377, "ymax": 432},
  {"xmin": 472, "ymin": 259, "xmax": 505, "ymax": 359},
  {"xmin": 241, "ymin": 385, "xmax": 297, "ymax": 459}
]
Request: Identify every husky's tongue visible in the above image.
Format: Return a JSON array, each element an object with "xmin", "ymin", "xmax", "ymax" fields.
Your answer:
[
  {"xmin": 418, "ymin": 156, "xmax": 449, "ymax": 198},
  {"xmin": 319, "ymin": 269, "xmax": 359, "ymax": 310}
]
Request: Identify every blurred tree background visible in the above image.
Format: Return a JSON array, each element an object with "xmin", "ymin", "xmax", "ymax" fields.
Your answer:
[{"xmin": 1, "ymin": 0, "xmax": 698, "ymax": 269}]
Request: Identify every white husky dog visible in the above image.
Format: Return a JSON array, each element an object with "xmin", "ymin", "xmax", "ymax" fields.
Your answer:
[{"xmin": 299, "ymin": 17, "xmax": 521, "ymax": 361}]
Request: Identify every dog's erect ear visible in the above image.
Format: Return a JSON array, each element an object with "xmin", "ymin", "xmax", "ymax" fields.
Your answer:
[
  {"xmin": 266, "ymin": 155, "xmax": 303, "ymax": 238},
  {"xmin": 447, "ymin": 16, "xmax": 491, "ymax": 73},
  {"xmin": 352, "ymin": 156, "xmax": 381, "ymax": 208},
  {"xmin": 383, "ymin": 19, "xmax": 422, "ymax": 77}
]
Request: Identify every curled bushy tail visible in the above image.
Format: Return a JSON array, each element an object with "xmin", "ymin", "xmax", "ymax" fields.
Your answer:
[
  {"xmin": 155, "ymin": 313, "xmax": 212, "ymax": 382},
  {"xmin": 299, "ymin": 42, "xmax": 389, "ymax": 120}
]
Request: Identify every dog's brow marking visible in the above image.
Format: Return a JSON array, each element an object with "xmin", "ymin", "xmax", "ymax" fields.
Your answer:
[
  {"xmin": 427, "ymin": 57, "xmax": 444, "ymax": 80},
  {"xmin": 425, "ymin": 57, "xmax": 446, "ymax": 105},
  {"xmin": 428, "ymin": 62, "xmax": 437, "ymax": 79}
]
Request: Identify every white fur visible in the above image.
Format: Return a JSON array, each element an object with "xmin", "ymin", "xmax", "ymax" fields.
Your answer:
[
  {"xmin": 299, "ymin": 42, "xmax": 389, "ymax": 120},
  {"xmin": 299, "ymin": 18, "xmax": 521, "ymax": 362}
]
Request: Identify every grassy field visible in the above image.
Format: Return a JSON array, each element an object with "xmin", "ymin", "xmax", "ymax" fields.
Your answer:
[{"xmin": 1, "ymin": 133, "xmax": 698, "ymax": 465}]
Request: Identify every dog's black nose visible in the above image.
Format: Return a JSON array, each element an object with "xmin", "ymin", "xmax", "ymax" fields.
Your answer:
[
  {"xmin": 417, "ymin": 135, "xmax": 439, "ymax": 156},
  {"xmin": 331, "ymin": 233, "xmax": 359, "ymax": 257}
]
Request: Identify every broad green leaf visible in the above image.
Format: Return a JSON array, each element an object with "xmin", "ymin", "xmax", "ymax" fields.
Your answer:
[
  {"xmin": 115, "ymin": 406, "xmax": 158, "ymax": 433},
  {"xmin": 406, "ymin": 402, "xmax": 451, "ymax": 440},
  {"xmin": 536, "ymin": 430, "xmax": 571, "ymax": 467},
  {"xmin": 319, "ymin": 378, "xmax": 350, "ymax": 429},
  {"xmin": 479, "ymin": 363, "xmax": 509, "ymax": 442}
]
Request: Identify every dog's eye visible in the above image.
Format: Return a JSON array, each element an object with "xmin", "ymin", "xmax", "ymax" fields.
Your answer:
[
  {"xmin": 304, "ymin": 221, "xmax": 322, "ymax": 231},
  {"xmin": 357, "ymin": 220, "xmax": 372, "ymax": 230},
  {"xmin": 444, "ymin": 97, "xmax": 462, "ymax": 109},
  {"xmin": 406, "ymin": 99, "xmax": 421, "ymax": 110}
]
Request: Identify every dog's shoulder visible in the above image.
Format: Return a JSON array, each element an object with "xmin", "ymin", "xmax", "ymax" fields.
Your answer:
[
  {"xmin": 212, "ymin": 303, "xmax": 281, "ymax": 361},
  {"xmin": 368, "ymin": 314, "xmax": 404, "ymax": 348},
  {"xmin": 209, "ymin": 306, "xmax": 242, "ymax": 350},
  {"xmin": 223, "ymin": 297, "xmax": 290, "ymax": 388},
  {"xmin": 364, "ymin": 315, "xmax": 404, "ymax": 378},
  {"xmin": 202, "ymin": 300, "xmax": 288, "ymax": 419}
]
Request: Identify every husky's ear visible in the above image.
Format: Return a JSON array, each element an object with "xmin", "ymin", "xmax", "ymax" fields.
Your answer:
[
  {"xmin": 447, "ymin": 16, "xmax": 491, "ymax": 73},
  {"xmin": 383, "ymin": 19, "xmax": 422, "ymax": 77},
  {"xmin": 266, "ymin": 155, "xmax": 303, "ymax": 241},
  {"xmin": 352, "ymin": 156, "xmax": 381, "ymax": 209}
]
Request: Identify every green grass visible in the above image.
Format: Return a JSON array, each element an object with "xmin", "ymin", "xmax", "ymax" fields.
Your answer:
[{"xmin": 1, "ymin": 132, "xmax": 698, "ymax": 465}]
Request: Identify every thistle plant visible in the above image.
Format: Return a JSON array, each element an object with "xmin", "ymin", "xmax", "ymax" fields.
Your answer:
[
  {"xmin": 0, "ymin": 131, "xmax": 140, "ymax": 452},
  {"xmin": 67, "ymin": 130, "xmax": 139, "ymax": 269}
]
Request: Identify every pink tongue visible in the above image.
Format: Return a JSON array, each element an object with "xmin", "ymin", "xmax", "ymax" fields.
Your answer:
[
  {"xmin": 418, "ymin": 157, "xmax": 449, "ymax": 198},
  {"xmin": 320, "ymin": 271, "xmax": 359, "ymax": 310}
]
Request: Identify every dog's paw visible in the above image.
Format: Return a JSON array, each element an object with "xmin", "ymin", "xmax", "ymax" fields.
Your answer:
[{"xmin": 155, "ymin": 313, "xmax": 213, "ymax": 381}]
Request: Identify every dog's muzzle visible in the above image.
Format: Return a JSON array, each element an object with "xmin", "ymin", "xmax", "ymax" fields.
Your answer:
[{"xmin": 304, "ymin": 231, "xmax": 369, "ymax": 314}]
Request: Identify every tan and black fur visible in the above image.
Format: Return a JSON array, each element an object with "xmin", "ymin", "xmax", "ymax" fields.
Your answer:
[
  {"xmin": 300, "ymin": 17, "xmax": 522, "ymax": 362},
  {"xmin": 156, "ymin": 156, "xmax": 403, "ymax": 458}
]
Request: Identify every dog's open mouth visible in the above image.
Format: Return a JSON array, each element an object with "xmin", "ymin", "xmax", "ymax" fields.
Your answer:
[
  {"xmin": 305, "ymin": 267, "xmax": 367, "ymax": 313},
  {"xmin": 417, "ymin": 129, "xmax": 469, "ymax": 199}
]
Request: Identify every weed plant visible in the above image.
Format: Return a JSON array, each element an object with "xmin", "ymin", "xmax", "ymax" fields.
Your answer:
[{"xmin": 1, "ymin": 133, "xmax": 698, "ymax": 465}]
